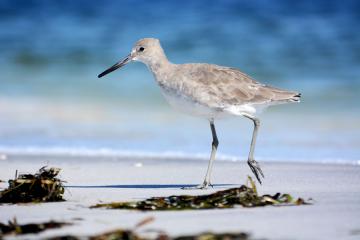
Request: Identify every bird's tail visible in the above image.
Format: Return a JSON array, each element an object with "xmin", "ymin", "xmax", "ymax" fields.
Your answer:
[
  {"xmin": 264, "ymin": 85, "xmax": 302, "ymax": 103},
  {"xmin": 289, "ymin": 92, "xmax": 301, "ymax": 102}
]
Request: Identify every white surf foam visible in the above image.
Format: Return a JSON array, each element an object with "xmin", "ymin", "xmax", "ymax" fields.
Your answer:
[{"xmin": 0, "ymin": 145, "xmax": 358, "ymax": 165}]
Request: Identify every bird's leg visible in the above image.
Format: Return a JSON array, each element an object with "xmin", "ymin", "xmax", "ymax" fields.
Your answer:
[
  {"xmin": 244, "ymin": 115, "xmax": 264, "ymax": 184},
  {"xmin": 201, "ymin": 120, "xmax": 218, "ymax": 188},
  {"xmin": 182, "ymin": 120, "xmax": 218, "ymax": 190}
]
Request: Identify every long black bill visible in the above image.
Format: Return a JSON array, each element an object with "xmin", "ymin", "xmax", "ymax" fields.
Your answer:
[{"xmin": 98, "ymin": 54, "xmax": 131, "ymax": 78}]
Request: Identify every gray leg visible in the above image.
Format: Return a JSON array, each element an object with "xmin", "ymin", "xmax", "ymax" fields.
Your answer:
[
  {"xmin": 201, "ymin": 120, "xmax": 219, "ymax": 188},
  {"xmin": 182, "ymin": 120, "xmax": 218, "ymax": 190},
  {"xmin": 244, "ymin": 115, "xmax": 264, "ymax": 184}
]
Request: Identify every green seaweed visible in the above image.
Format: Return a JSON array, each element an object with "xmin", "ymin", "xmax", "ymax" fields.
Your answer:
[
  {"xmin": 88, "ymin": 231, "xmax": 250, "ymax": 240},
  {"xmin": 92, "ymin": 177, "xmax": 309, "ymax": 211},
  {"xmin": 170, "ymin": 232, "xmax": 250, "ymax": 240},
  {"xmin": 0, "ymin": 166, "xmax": 65, "ymax": 203},
  {"xmin": 3, "ymin": 217, "xmax": 252, "ymax": 240},
  {"xmin": 0, "ymin": 218, "xmax": 70, "ymax": 237},
  {"xmin": 47, "ymin": 217, "xmax": 251, "ymax": 240},
  {"xmin": 48, "ymin": 231, "xmax": 251, "ymax": 240}
]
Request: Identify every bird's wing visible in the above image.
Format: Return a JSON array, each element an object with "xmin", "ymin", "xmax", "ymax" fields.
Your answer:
[{"xmin": 182, "ymin": 64, "xmax": 297, "ymax": 108}]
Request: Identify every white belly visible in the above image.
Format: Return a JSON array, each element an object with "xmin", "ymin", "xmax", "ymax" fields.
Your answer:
[
  {"xmin": 160, "ymin": 86, "xmax": 222, "ymax": 119},
  {"xmin": 158, "ymin": 84, "xmax": 264, "ymax": 119}
]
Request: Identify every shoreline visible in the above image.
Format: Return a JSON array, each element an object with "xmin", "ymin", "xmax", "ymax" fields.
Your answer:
[{"xmin": 1, "ymin": 150, "xmax": 359, "ymax": 166}]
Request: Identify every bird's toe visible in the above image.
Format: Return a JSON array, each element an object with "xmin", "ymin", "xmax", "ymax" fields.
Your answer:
[{"xmin": 248, "ymin": 159, "xmax": 264, "ymax": 184}]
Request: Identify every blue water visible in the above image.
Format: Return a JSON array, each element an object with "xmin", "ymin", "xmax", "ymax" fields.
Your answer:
[{"xmin": 0, "ymin": 0, "xmax": 359, "ymax": 162}]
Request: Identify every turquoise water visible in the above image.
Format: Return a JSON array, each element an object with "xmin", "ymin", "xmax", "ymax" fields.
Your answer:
[{"xmin": 0, "ymin": 0, "xmax": 359, "ymax": 162}]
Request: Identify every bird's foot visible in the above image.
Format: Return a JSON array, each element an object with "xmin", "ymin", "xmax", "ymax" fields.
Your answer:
[
  {"xmin": 248, "ymin": 159, "xmax": 264, "ymax": 184},
  {"xmin": 181, "ymin": 181, "xmax": 213, "ymax": 190}
]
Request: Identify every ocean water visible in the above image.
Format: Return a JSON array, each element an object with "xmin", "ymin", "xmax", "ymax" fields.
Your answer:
[{"xmin": 0, "ymin": 0, "xmax": 359, "ymax": 163}]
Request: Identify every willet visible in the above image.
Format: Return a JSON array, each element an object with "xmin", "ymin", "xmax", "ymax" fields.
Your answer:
[{"xmin": 98, "ymin": 38, "xmax": 301, "ymax": 189}]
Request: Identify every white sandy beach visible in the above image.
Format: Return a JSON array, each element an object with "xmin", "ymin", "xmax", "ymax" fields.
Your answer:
[{"xmin": 1, "ymin": 154, "xmax": 360, "ymax": 240}]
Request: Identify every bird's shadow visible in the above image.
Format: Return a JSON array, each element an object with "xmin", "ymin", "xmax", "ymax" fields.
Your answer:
[{"xmin": 65, "ymin": 184, "xmax": 236, "ymax": 189}]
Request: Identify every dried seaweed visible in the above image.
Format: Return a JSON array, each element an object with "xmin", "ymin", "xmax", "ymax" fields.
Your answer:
[
  {"xmin": 169, "ymin": 232, "xmax": 250, "ymax": 240},
  {"xmin": 2, "ymin": 217, "xmax": 250, "ymax": 240},
  {"xmin": 0, "ymin": 166, "xmax": 65, "ymax": 203},
  {"xmin": 87, "ymin": 231, "xmax": 250, "ymax": 240},
  {"xmin": 92, "ymin": 177, "xmax": 309, "ymax": 211},
  {"xmin": 0, "ymin": 218, "xmax": 70, "ymax": 237},
  {"xmin": 48, "ymin": 231, "xmax": 251, "ymax": 240},
  {"xmin": 49, "ymin": 230, "xmax": 143, "ymax": 240}
]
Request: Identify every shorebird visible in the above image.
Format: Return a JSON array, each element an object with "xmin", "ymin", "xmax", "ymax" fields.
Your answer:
[{"xmin": 98, "ymin": 38, "xmax": 301, "ymax": 189}]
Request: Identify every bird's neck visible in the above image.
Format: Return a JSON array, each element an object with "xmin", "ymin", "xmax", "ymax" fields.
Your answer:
[{"xmin": 145, "ymin": 51, "xmax": 174, "ymax": 82}]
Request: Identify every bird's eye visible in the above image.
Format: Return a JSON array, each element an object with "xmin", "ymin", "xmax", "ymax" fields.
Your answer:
[{"xmin": 139, "ymin": 47, "xmax": 145, "ymax": 52}]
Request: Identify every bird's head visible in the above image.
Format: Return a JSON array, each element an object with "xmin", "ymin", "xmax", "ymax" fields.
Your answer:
[{"xmin": 98, "ymin": 38, "xmax": 163, "ymax": 78}]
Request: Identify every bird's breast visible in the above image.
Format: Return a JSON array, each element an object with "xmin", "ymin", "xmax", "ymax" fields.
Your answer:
[{"xmin": 158, "ymin": 83, "xmax": 226, "ymax": 119}]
